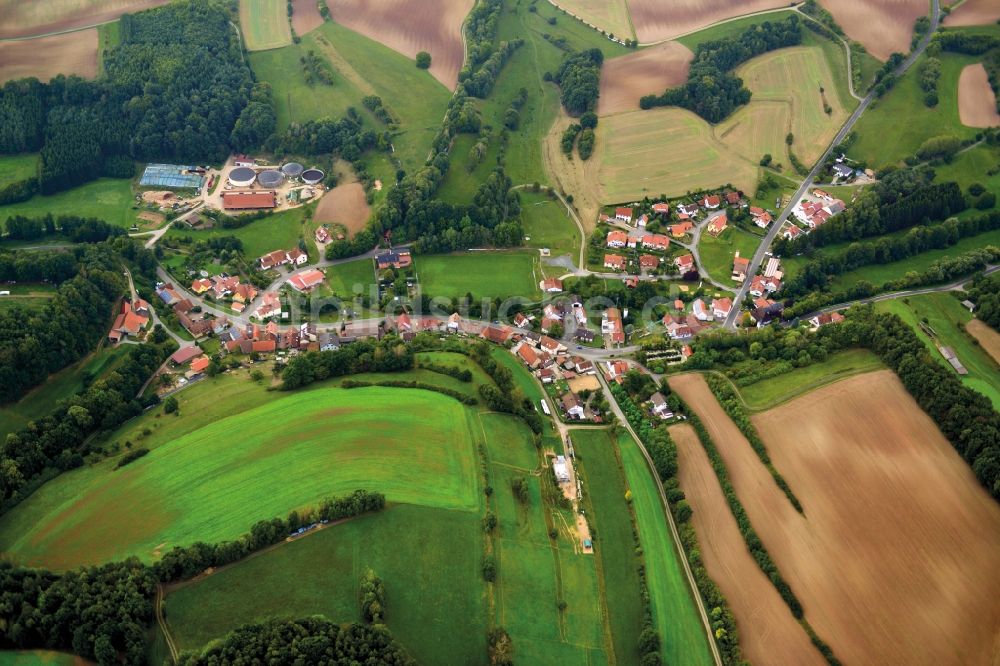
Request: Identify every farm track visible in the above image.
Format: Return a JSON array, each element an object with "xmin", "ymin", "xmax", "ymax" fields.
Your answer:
[{"xmin": 156, "ymin": 584, "xmax": 179, "ymax": 664}]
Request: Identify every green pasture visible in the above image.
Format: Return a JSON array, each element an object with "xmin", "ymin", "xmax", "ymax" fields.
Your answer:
[
  {"xmin": 0, "ymin": 386, "xmax": 481, "ymax": 568},
  {"xmin": 0, "ymin": 177, "xmax": 138, "ymax": 229},
  {"xmin": 0, "ymin": 154, "xmax": 37, "ymax": 188},
  {"xmin": 488, "ymin": 346, "xmax": 559, "ymax": 443},
  {"xmin": 615, "ymin": 431, "xmax": 713, "ymax": 666},
  {"xmin": 0, "ymin": 651, "xmax": 80, "ymax": 665},
  {"xmin": 520, "ymin": 191, "xmax": 582, "ymax": 264},
  {"xmin": 826, "ymin": 228, "xmax": 1000, "ymax": 292},
  {"xmin": 0, "ymin": 283, "xmax": 56, "ymax": 314},
  {"xmin": 697, "ymin": 227, "xmax": 761, "ymax": 283},
  {"xmin": 877, "ymin": 292, "xmax": 1000, "ymax": 409},
  {"xmin": 0, "ymin": 344, "xmax": 128, "ymax": 439},
  {"xmin": 417, "ymin": 252, "xmax": 540, "ymax": 300},
  {"xmin": 323, "ymin": 258, "xmax": 376, "ymax": 298},
  {"xmin": 164, "ymin": 504, "xmax": 487, "ymax": 666},
  {"xmin": 850, "ymin": 50, "xmax": 979, "ymax": 169},
  {"xmin": 933, "ymin": 143, "xmax": 1000, "ymax": 197},
  {"xmin": 732, "ymin": 348, "xmax": 885, "ymax": 411},
  {"xmin": 572, "ymin": 429, "xmax": 646, "ymax": 665},
  {"xmin": 167, "ymin": 207, "xmax": 306, "ymax": 259},
  {"xmin": 677, "ymin": 10, "xmax": 798, "ymax": 51},
  {"xmin": 239, "ymin": 0, "xmax": 292, "ymax": 51}
]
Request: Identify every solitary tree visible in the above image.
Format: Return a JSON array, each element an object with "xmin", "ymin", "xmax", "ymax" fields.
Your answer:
[{"xmin": 415, "ymin": 51, "xmax": 432, "ymax": 69}]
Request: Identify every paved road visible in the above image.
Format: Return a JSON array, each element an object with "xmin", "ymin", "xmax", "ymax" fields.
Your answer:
[{"xmin": 724, "ymin": 0, "xmax": 941, "ymax": 328}]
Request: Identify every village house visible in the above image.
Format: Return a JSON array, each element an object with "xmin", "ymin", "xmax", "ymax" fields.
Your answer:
[
  {"xmin": 650, "ymin": 391, "xmax": 672, "ymax": 418},
  {"xmin": 809, "ymin": 311, "xmax": 845, "ymax": 329},
  {"xmin": 749, "ymin": 275, "xmax": 767, "ymax": 297},
  {"xmin": 481, "ymin": 325, "xmax": 513, "ymax": 344},
  {"xmin": 664, "ymin": 317, "xmax": 693, "ymax": 340},
  {"xmin": 315, "ymin": 226, "xmax": 330, "ymax": 244},
  {"xmin": 108, "ymin": 300, "xmax": 149, "ymax": 343},
  {"xmin": 575, "ymin": 328, "xmax": 595, "ymax": 343},
  {"xmin": 641, "ymin": 233, "xmax": 670, "ymax": 251},
  {"xmin": 678, "ymin": 203, "xmax": 700, "ymax": 218},
  {"xmin": 232, "ymin": 282, "xmax": 258, "ymax": 303},
  {"xmin": 636, "ymin": 214, "xmax": 649, "ymax": 228},
  {"xmin": 782, "ymin": 224, "xmax": 803, "ymax": 240},
  {"xmin": 652, "ymin": 202, "xmax": 669, "ymax": 215},
  {"xmin": 749, "ymin": 207, "xmax": 772, "ymax": 228},
  {"xmin": 764, "ymin": 257, "xmax": 782, "ymax": 279},
  {"xmin": 602, "ymin": 308, "xmax": 625, "ymax": 345},
  {"xmin": 675, "ymin": 254, "xmax": 695, "ymax": 273},
  {"xmin": 541, "ymin": 277, "xmax": 563, "ymax": 293},
  {"xmin": 156, "ymin": 283, "xmax": 182, "ymax": 305},
  {"xmin": 712, "ymin": 297, "xmax": 733, "ymax": 320},
  {"xmin": 691, "ymin": 298, "xmax": 711, "ymax": 322},
  {"xmin": 670, "ymin": 221, "xmax": 693, "ymax": 238},
  {"xmin": 288, "ymin": 268, "xmax": 325, "ymax": 292},
  {"xmin": 562, "ymin": 393, "xmax": 585, "ymax": 420},
  {"xmin": 447, "ymin": 312, "xmax": 462, "ymax": 332},
  {"xmin": 706, "ymin": 213, "xmax": 728, "ymax": 237},
  {"xmin": 614, "ymin": 207, "xmax": 633, "ymax": 224},
  {"xmin": 517, "ymin": 342, "xmax": 541, "ymax": 369},
  {"xmin": 606, "ymin": 230, "xmax": 628, "ymax": 248},
  {"xmin": 191, "ymin": 278, "xmax": 212, "ymax": 294},
  {"xmin": 170, "ymin": 345, "xmax": 203, "ymax": 366},
  {"xmin": 394, "ymin": 312, "xmax": 412, "ymax": 332},
  {"xmin": 731, "ymin": 252, "xmax": 749, "ymax": 282},
  {"xmin": 752, "ymin": 298, "xmax": 783, "ymax": 326},
  {"xmin": 639, "ymin": 254, "xmax": 659, "ymax": 270},
  {"xmin": 604, "ymin": 254, "xmax": 626, "ymax": 271},
  {"xmin": 253, "ymin": 292, "xmax": 282, "ymax": 320},
  {"xmin": 375, "ymin": 249, "xmax": 412, "ymax": 270},
  {"xmin": 701, "ymin": 194, "xmax": 721, "ymax": 209},
  {"xmin": 724, "ymin": 191, "xmax": 741, "ymax": 206},
  {"xmin": 764, "ymin": 277, "xmax": 782, "ymax": 293},
  {"xmin": 604, "ymin": 359, "xmax": 629, "ymax": 382},
  {"xmin": 189, "ymin": 356, "xmax": 210, "ymax": 377}
]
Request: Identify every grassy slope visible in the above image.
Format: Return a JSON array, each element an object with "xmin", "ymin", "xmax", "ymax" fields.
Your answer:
[
  {"xmin": 615, "ymin": 431, "xmax": 713, "ymax": 665},
  {"xmin": 165, "ymin": 505, "xmax": 487, "ymax": 666},
  {"xmin": 167, "ymin": 206, "xmax": 307, "ymax": 260},
  {"xmin": 697, "ymin": 227, "xmax": 761, "ymax": 283},
  {"xmin": 850, "ymin": 49, "xmax": 980, "ymax": 168},
  {"xmin": 0, "ymin": 154, "xmax": 37, "ymax": 188},
  {"xmin": 417, "ymin": 252, "xmax": 540, "ymax": 300},
  {"xmin": 324, "ymin": 258, "xmax": 376, "ymax": 297},
  {"xmin": 0, "ymin": 345, "xmax": 128, "ymax": 438},
  {"xmin": 0, "ymin": 178, "xmax": 138, "ymax": 230},
  {"xmin": 934, "ymin": 142, "xmax": 1000, "ymax": 197},
  {"xmin": 572, "ymin": 429, "xmax": 645, "ymax": 665},
  {"xmin": 733, "ymin": 348, "xmax": 885, "ymax": 410},
  {"xmin": 877, "ymin": 292, "xmax": 1000, "ymax": 409},
  {"xmin": 0, "ymin": 385, "xmax": 481, "ymax": 568},
  {"xmin": 520, "ymin": 190, "xmax": 581, "ymax": 265}
]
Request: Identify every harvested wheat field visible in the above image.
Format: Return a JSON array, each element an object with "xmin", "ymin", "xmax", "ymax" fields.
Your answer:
[
  {"xmin": 556, "ymin": 0, "xmax": 633, "ymax": 41},
  {"xmin": 314, "ymin": 183, "xmax": 371, "ymax": 235},
  {"xmin": 967, "ymin": 319, "xmax": 1000, "ymax": 364},
  {"xmin": 628, "ymin": 0, "xmax": 789, "ymax": 44},
  {"xmin": 597, "ymin": 42, "xmax": 692, "ymax": 115},
  {"xmin": 944, "ymin": 0, "xmax": 1000, "ymax": 27},
  {"xmin": 327, "ymin": 0, "xmax": 473, "ymax": 89},
  {"xmin": 669, "ymin": 371, "xmax": 1000, "ymax": 666},
  {"xmin": 543, "ymin": 110, "xmax": 604, "ymax": 229},
  {"xmin": 670, "ymin": 423, "xmax": 825, "ymax": 666},
  {"xmin": 817, "ymin": 0, "xmax": 928, "ymax": 61},
  {"xmin": 958, "ymin": 63, "xmax": 1000, "ymax": 128},
  {"xmin": 0, "ymin": 0, "xmax": 170, "ymax": 39},
  {"xmin": 290, "ymin": 0, "xmax": 324, "ymax": 35},
  {"xmin": 0, "ymin": 30, "xmax": 98, "ymax": 84}
]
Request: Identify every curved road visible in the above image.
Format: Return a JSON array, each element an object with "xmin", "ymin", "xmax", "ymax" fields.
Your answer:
[{"xmin": 724, "ymin": 0, "xmax": 941, "ymax": 328}]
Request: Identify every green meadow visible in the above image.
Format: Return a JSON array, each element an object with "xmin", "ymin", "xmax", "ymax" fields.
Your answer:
[
  {"xmin": 697, "ymin": 227, "xmax": 761, "ymax": 283},
  {"xmin": 0, "ymin": 154, "xmax": 37, "ymax": 188},
  {"xmin": 323, "ymin": 258, "xmax": 376, "ymax": 298},
  {"xmin": 167, "ymin": 206, "xmax": 307, "ymax": 260},
  {"xmin": 0, "ymin": 177, "xmax": 139, "ymax": 230},
  {"xmin": 0, "ymin": 651, "xmax": 80, "ymax": 666},
  {"xmin": 520, "ymin": 190, "xmax": 582, "ymax": 266},
  {"xmin": 417, "ymin": 252, "xmax": 540, "ymax": 300}
]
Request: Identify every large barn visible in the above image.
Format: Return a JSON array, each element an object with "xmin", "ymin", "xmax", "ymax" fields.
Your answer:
[{"xmin": 222, "ymin": 191, "xmax": 277, "ymax": 210}]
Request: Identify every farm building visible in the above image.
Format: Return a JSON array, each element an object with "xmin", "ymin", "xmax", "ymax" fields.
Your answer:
[
  {"xmin": 140, "ymin": 164, "xmax": 204, "ymax": 189},
  {"xmin": 170, "ymin": 345, "xmax": 204, "ymax": 365},
  {"xmin": 288, "ymin": 269, "xmax": 325, "ymax": 291},
  {"xmin": 553, "ymin": 455, "xmax": 571, "ymax": 482},
  {"xmin": 227, "ymin": 167, "xmax": 257, "ymax": 187},
  {"xmin": 222, "ymin": 191, "xmax": 277, "ymax": 210}
]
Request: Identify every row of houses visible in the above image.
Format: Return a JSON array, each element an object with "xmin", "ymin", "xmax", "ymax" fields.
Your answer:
[
  {"xmin": 259, "ymin": 248, "xmax": 308, "ymax": 270},
  {"xmin": 190, "ymin": 274, "xmax": 258, "ymax": 312},
  {"xmin": 605, "ymin": 231, "xmax": 670, "ymax": 251}
]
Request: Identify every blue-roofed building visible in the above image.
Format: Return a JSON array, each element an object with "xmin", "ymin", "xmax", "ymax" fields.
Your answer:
[{"xmin": 140, "ymin": 164, "xmax": 205, "ymax": 189}]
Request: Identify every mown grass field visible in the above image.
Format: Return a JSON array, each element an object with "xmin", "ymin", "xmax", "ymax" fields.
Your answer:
[
  {"xmin": 850, "ymin": 49, "xmax": 980, "ymax": 168},
  {"xmin": 519, "ymin": 191, "xmax": 582, "ymax": 264},
  {"xmin": 934, "ymin": 142, "xmax": 1000, "ymax": 197},
  {"xmin": 697, "ymin": 227, "xmax": 761, "ymax": 283},
  {"xmin": 614, "ymin": 431, "xmax": 713, "ymax": 665},
  {"xmin": 164, "ymin": 504, "xmax": 488, "ymax": 666},
  {"xmin": 0, "ymin": 385, "xmax": 481, "ymax": 568},
  {"xmin": 732, "ymin": 348, "xmax": 885, "ymax": 410},
  {"xmin": 877, "ymin": 292, "xmax": 1000, "ymax": 408},
  {"xmin": 0, "ymin": 345, "xmax": 128, "ymax": 439},
  {"xmin": 0, "ymin": 177, "xmax": 139, "ymax": 230},
  {"xmin": 323, "ymin": 258, "xmax": 376, "ymax": 298},
  {"xmin": 557, "ymin": 0, "xmax": 633, "ymax": 39},
  {"xmin": 168, "ymin": 206, "xmax": 307, "ymax": 260},
  {"xmin": 417, "ymin": 252, "xmax": 540, "ymax": 300},
  {"xmin": 0, "ymin": 154, "xmax": 37, "ymax": 188},
  {"xmin": 239, "ymin": 0, "xmax": 292, "ymax": 51},
  {"xmin": 0, "ymin": 283, "xmax": 56, "ymax": 314}
]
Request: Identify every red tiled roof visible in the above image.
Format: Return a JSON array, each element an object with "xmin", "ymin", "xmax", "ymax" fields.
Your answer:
[
  {"xmin": 190, "ymin": 356, "xmax": 210, "ymax": 373},
  {"xmin": 223, "ymin": 191, "xmax": 276, "ymax": 210}
]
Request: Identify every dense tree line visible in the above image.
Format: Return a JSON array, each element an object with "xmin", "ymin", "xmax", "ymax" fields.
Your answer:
[
  {"xmin": 639, "ymin": 16, "xmax": 802, "ymax": 122},
  {"xmin": 553, "ymin": 48, "xmax": 604, "ymax": 116},
  {"xmin": 154, "ymin": 490, "xmax": 385, "ymax": 581},
  {"xmin": 0, "ymin": 176, "xmax": 38, "ymax": 206},
  {"xmin": 0, "ymin": 560, "xmax": 156, "ymax": 665},
  {"xmin": 0, "ymin": 342, "xmax": 169, "ymax": 505},
  {"xmin": 781, "ymin": 210, "xmax": 1000, "ymax": 296},
  {"xmin": 280, "ymin": 337, "xmax": 415, "ymax": 389},
  {"xmin": 267, "ymin": 110, "xmax": 376, "ymax": 162},
  {"xmin": 177, "ymin": 617, "xmax": 413, "ymax": 665},
  {"xmin": 360, "ymin": 568, "xmax": 386, "ymax": 623},
  {"xmin": 470, "ymin": 342, "xmax": 543, "ymax": 434},
  {"xmin": 965, "ymin": 272, "xmax": 1000, "ymax": 330},
  {"xmin": 464, "ymin": 40, "xmax": 524, "ymax": 98},
  {"xmin": 0, "ymin": 1, "xmax": 265, "ymax": 194},
  {"xmin": 4, "ymin": 214, "xmax": 124, "ymax": 243}
]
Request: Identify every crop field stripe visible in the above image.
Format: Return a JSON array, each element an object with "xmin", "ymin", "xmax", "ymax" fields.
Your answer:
[{"xmin": 239, "ymin": 0, "xmax": 292, "ymax": 51}]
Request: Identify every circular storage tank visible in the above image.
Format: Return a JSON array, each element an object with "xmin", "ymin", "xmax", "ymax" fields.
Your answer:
[
  {"xmin": 281, "ymin": 162, "xmax": 304, "ymax": 178},
  {"xmin": 228, "ymin": 166, "xmax": 256, "ymax": 187},
  {"xmin": 301, "ymin": 168, "xmax": 324, "ymax": 185},
  {"xmin": 257, "ymin": 169, "xmax": 284, "ymax": 188}
]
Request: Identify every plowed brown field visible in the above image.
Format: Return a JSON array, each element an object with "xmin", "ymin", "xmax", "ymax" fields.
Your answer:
[
  {"xmin": 958, "ymin": 63, "xmax": 1000, "ymax": 128},
  {"xmin": 967, "ymin": 319, "xmax": 1000, "ymax": 364},
  {"xmin": 290, "ymin": 0, "xmax": 324, "ymax": 35},
  {"xmin": 669, "ymin": 371, "xmax": 1000, "ymax": 666},
  {"xmin": 670, "ymin": 423, "xmax": 825, "ymax": 666},
  {"xmin": 817, "ymin": 0, "xmax": 927, "ymax": 61},
  {"xmin": 315, "ymin": 182, "xmax": 371, "ymax": 235},
  {"xmin": 0, "ymin": 29, "xmax": 98, "ymax": 84},
  {"xmin": 327, "ymin": 0, "xmax": 473, "ymax": 90},
  {"xmin": 0, "ymin": 0, "xmax": 170, "ymax": 39},
  {"xmin": 944, "ymin": 0, "xmax": 1000, "ymax": 27},
  {"xmin": 597, "ymin": 42, "xmax": 692, "ymax": 115},
  {"xmin": 628, "ymin": 0, "xmax": 788, "ymax": 44}
]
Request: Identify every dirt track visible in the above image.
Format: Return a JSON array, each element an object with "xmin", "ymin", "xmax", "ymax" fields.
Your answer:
[
  {"xmin": 628, "ymin": 0, "xmax": 788, "ymax": 44},
  {"xmin": 327, "ymin": 0, "xmax": 472, "ymax": 90},
  {"xmin": 669, "ymin": 371, "xmax": 1000, "ymax": 666},
  {"xmin": 958, "ymin": 63, "xmax": 1000, "ymax": 128},
  {"xmin": 597, "ymin": 42, "xmax": 692, "ymax": 116},
  {"xmin": 0, "ymin": 0, "xmax": 170, "ymax": 39},
  {"xmin": 0, "ymin": 29, "xmax": 98, "ymax": 83},
  {"xmin": 817, "ymin": 0, "xmax": 928, "ymax": 61},
  {"xmin": 943, "ymin": 0, "xmax": 1000, "ymax": 26},
  {"xmin": 967, "ymin": 319, "xmax": 1000, "ymax": 364},
  {"xmin": 670, "ymin": 423, "xmax": 825, "ymax": 666}
]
